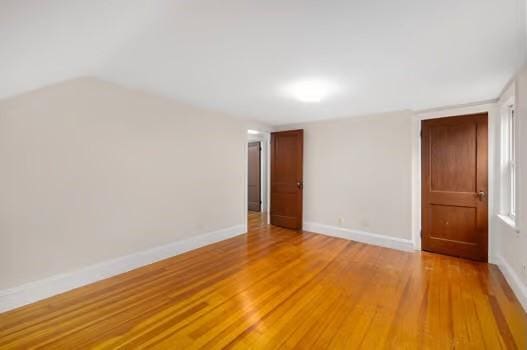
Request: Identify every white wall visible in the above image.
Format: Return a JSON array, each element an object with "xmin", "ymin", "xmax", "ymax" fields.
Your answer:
[
  {"xmin": 278, "ymin": 111, "xmax": 414, "ymax": 242},
  {"xmin": 0, "ymin": 77, "xmax": 248, "ymax": 290},
  {"xmin": 519, "ymin": 66, "xmax": 527, "ymax": 283},
  {"xmin": 494, "ymin": 66, "xmax": 527, "ymax": 310}
]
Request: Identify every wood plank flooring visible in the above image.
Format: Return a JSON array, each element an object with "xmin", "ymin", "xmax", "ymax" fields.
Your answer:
[{"xmin": 0, "ymin": 212, "xmax": 525, "ymax": 349}]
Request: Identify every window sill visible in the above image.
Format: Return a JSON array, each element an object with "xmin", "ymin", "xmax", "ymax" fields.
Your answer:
[{"xmin": 497, "ymin": 214, "xmax": 520, "ymax": 233}]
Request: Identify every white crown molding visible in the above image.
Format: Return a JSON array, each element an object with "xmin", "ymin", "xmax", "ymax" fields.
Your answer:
[
  {"xmin": 303, "ymin": 222, "xmax": 414, "ymax": 252},
  {"xmin": 495, "ymin": 255, "xmax": 527, "ymax": 312},
  {"xmin": 0, "ymin": 224, "xmax": 245, "ymax": 313}
]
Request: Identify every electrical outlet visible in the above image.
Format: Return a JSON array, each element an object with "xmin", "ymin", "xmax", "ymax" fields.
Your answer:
[{"xmin": 337, "ymin": 217, "xmax": 343, "ymax": 226}]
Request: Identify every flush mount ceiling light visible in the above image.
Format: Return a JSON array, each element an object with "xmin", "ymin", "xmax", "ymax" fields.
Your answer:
[
  {"xmin": 283, "ymin": 79, "xmax": 338, "ymax": 103},
  {"xmin": 247, "ymin": 129, "xmax": 260, "ymax": 135}
]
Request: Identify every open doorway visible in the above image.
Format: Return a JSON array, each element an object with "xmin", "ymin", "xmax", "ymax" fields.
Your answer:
[
  {"xmin": 248, "ymin": 141, "xmax": 261, "ymax": 212},
  {"xmin": 247, "ymin": 129, "xmax": 269, "ymax": 228}
]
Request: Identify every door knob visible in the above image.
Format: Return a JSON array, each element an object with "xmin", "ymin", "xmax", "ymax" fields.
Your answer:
[
  {"xmin": 297, "ymin": 181, "xmax": 303, "ymax": 189},
  {"xmin": 478, "ymin": 191, "xmax": 486, "ymax": 200}
]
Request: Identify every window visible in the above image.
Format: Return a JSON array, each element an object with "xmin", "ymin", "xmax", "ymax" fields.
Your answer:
[{"xmin": 500, "ymin": 101, "xmax": 517, "ymax": 223}]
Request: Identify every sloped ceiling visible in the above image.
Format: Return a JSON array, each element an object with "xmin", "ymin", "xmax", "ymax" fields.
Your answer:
[{"xmin": 1, "ymin": 0, "xmax": 526, "ymax": 125}]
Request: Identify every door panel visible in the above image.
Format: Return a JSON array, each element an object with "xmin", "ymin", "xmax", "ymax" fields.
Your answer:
[
  {"xmin": 271, "ymin": 130, "xmax": 303, "ymax": 230},
  {"xmin": 248, "ymin": 142, "xmax": 261, "ymax": 212},
  {"xmin": 421, "ymin": 114, "xmax": 488, "ymax": 261},
  {"xmin": 429, "ymin": 205, "xmax": 477, "ymax": 242},
  {"xmin": 430, "ymin": 123, "xmax": 476, "ymax": 192}
]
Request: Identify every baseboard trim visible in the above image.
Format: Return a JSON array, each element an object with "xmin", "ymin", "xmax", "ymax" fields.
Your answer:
[
  {"xmin": 0, "ymin": 224, "xmax": 245, "ymax": 313},
  {"xmin": 495, "ymin": 255, "xmax": 527, "ymax": 312},
  {"xmin": 303, "ymin": 222, "xmax": 414, "ymax": 252}
]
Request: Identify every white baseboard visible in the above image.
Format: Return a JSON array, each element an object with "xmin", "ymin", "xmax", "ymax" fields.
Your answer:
[
  {"xmin": 303, "ymin": 222, "xmax": 414, "ymax": 252},
  {"xmin": 495, "ymin": 255, "xmax": 527, "ymax": 312},
  {"xmin": 0, "ymin": 224, "xmax": 245, "ymax": 313}
]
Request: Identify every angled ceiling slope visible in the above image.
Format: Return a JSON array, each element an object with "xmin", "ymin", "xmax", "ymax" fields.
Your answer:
[{"xmin": 1, "ymin": 0, "xmax": 526, "ymax": 125}]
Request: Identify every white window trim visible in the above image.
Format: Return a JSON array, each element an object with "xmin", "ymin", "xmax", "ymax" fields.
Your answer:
[
  {"xmin": 499, "ymin": 96, "xmax": 519, "ymax": 230},
  {"xmin": 497, "ymin": 214, "xmax": 519, "ymax": 232}
]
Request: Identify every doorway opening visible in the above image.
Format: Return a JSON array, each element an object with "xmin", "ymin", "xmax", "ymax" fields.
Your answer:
[{"xmin": 247, "ymin": 129, "xmax": 270, "ymax": 228}]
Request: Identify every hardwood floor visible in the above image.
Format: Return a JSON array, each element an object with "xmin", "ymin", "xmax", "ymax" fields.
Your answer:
[{"xmin": 0, "ymin": 212, "xmax": 525, "ymax": 349}]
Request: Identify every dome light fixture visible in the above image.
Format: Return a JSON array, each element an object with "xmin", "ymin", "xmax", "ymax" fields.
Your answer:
[{"xmin": 283, "ymin": 78, "xmax": 338, "ymax": 103}]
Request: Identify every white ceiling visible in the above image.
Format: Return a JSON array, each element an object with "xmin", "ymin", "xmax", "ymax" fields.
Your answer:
[{"xmin": 1, "ymin": 0, "xmax": 526, "ymax": 125}]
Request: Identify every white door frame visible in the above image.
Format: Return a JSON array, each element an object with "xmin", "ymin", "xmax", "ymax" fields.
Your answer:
[{"xmin": 411, "ymin": 102, "xmax": 498, "ymax": 262}]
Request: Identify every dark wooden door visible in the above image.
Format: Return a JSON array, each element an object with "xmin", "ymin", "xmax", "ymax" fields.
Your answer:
[
  {"xmin": 271, "ymin": 129, "xmax": 303, "ymax": 230},
  {"xmin": 421, "ymin": 114, "xmax": 488, "ymax": 261},
  {"xmin": 248, "ymin": 141, "xmax": 261, "ymax": 212}
]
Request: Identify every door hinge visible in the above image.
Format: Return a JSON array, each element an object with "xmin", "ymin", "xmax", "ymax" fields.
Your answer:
[{"xmin": 420, "ymin": 230, "xmax": 423, "ymax": 238}]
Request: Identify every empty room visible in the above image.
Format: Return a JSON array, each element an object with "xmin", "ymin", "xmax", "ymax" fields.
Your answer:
[{"xmin": 1, "ymin": 1, "xmax": 526, "ymax": 348}]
